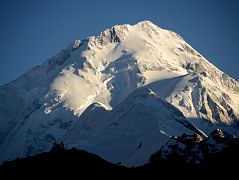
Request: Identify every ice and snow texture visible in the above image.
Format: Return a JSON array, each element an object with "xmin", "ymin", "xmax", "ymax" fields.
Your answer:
[{"xmin": 0, "ymin": 20, "xmax": 238, "ymax": 166}]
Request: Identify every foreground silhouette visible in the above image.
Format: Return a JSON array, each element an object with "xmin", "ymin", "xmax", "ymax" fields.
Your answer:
[{"xmin": 1, "ymin": 136, "xmax": 239, "ymax": 179}]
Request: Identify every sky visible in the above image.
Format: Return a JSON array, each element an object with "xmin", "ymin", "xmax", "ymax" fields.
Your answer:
[{"xmin": 0, "ymin": 0, "xmax": 238, "ymax": 85}]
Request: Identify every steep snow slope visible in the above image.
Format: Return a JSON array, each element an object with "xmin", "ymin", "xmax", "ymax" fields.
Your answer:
[
  {"xmin": 146, "ymin": 73, "xmax": 239, "ymax": 132},
  {"xmin": 0, "ymin": 20, "xmax": 238, "ymax": 165},
  {"xmin": 62, "ymin": 88, "xmax": 205, "ymax": 166}
]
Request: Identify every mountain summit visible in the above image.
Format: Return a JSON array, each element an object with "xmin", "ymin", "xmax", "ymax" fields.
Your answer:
[{"xmin": 0, "ymin": 20, "xmax": 238, "ymax": 166}]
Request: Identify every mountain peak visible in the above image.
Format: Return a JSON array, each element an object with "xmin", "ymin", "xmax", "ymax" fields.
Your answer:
[
  {"xmin": 135, "ymin": 20, "xmax": 158, "ymax": 28},
  {"xmin": 93, "ymin": 20, "xmax": 160, "ymax": 44},
  {"xmin": 0, "ymin": 20, "xmax": 239, "ymax": 167}
]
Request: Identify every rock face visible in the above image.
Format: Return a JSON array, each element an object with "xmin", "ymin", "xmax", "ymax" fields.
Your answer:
[
  {"xmin": 0, "ymin": 20, "xmax": 238, "ymax": 166},
  {"xmin": 150, "ymin": 129, "xmax": 234, "ymax": 165}
]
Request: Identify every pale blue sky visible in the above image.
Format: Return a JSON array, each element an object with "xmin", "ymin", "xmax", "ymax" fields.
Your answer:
[{"xmin": 0, "ymin": 0, "xmax": 238, "ymax": 85}]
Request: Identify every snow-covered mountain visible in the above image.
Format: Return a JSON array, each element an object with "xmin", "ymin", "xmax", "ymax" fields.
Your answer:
[
  {"xmin": 62, "ymin": 88, "xmax": 207, "ymax": 166},
  {"xmin": 0, "ymin": 20, "xmax": 238, "ymax": 166}
]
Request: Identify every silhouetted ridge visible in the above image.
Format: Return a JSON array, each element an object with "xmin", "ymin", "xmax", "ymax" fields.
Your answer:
[{"xmin": 1, "ymin": 131, "xmax": 239, "ymax": 179}]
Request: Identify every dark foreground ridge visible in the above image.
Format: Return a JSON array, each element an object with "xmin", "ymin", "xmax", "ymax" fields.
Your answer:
[{"xmin": 1, "ymin": 134, "xmax": 239, "ymax": 179}]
